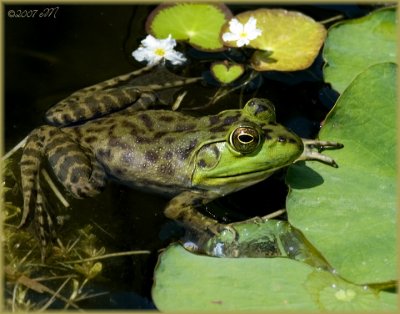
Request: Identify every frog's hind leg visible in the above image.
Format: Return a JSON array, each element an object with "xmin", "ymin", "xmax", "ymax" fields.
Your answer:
[
  {"xmin": 46, "ymin": 86, "xmax": 146, "ymax": 126},
  {"xmin": 44, "ymin": 129, "xmax": 107, "ymax": 200},
  {"xmin": 20, "ymin": 125, "xmax": 107, "ymax": 259},
  {"xmin": 20, "ymin": 126, "xmax": 59, "ymax": 259},
  {"xmin": 45, "ymin": 67, "xmax": 156, "ymax": 127}
]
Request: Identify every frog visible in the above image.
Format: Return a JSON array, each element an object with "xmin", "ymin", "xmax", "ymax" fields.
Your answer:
[{"xmin": 19, "ymin": 67, "xmax": 342, "ymax": 259}]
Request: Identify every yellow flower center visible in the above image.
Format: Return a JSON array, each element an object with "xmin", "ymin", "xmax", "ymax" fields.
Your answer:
[
  {"xmin": 154, "ymin": 48, "xmax": 166, "ymax": 57},
  {"xmin": 240, "ymin": 32, "xmax": 248, "ymax": 38}
]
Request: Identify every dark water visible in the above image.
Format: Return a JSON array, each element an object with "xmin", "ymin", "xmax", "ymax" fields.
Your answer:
[{"xmin": 4, "ymin": 4, "xmax": 376, "ymax": 310}]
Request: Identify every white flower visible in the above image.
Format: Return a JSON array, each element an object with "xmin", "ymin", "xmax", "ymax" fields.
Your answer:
[
  {"xmin": 222, "ymin": 16, "xmax": 262, "ymax": 47},
  {"xmin": 132, "ymin": 34, "xmax": 186, "ymax": 66}
]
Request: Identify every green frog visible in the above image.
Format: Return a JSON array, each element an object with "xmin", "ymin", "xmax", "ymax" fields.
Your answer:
[{"xmin": 19, "ymin": 67, "xmax": 342, "ymax": 258}]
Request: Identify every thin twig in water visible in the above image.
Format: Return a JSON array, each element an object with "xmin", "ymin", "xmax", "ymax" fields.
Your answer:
[
  {"xmin": 262, "ymin": 209, "xmax": 286, "ymax": 220},
  {"xmin": 210, "ymin": 70, "xmax": 260, "ymax": 105},
  {"xmin": 41, "ymin": 169, "xmax": 70, "ymax": 208},
  {"xmin": 2, "ymin": 135, "xmax": 28, "ymax": 160},
  {"xmin": 38, "ymin": 277, "xmax": 77, "ymax": 311},
  {"xmin": 62, "ymin": 250, "xmax": 152, "ymax": 264},
  {"xmin": 319, "ymin": 14, "xmax": 344, "ymax": 24}
]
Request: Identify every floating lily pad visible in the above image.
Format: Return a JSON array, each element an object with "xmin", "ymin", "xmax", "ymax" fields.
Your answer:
[
  {"xmin": 210, "ymin": 62, "xmax": 244, "ymax": 84},
  {"xmin": 287, "ymin": 62, "xmax": 397, "ymax": 285},
  {"xmin": 152, "ymin": 244, "xmax": 396, "ymax": 311},
  {"xmin": 146, "ymin": 3, "xmax": 232, "ymax": 51},
  {"xmin": 323, "ymin": 7, "xmax": 396, "ymax": 93},
  {"xmin": 221, "ymin": 9, "xmax": 326, "ymax": 71}
]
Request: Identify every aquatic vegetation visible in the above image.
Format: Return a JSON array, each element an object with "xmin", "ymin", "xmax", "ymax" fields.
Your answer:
[{"xmin": 146, "ymin": 2, "xmax": 232, "ymax": 51}]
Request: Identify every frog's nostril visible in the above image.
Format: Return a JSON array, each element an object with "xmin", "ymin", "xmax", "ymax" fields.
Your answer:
[{"xmin": 278, "ymin": 136, "xmax": 287, "ymax": 143}]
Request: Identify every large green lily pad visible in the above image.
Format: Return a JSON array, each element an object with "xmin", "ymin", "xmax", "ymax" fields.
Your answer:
[
  {"xmin": 323, "ymin": 7, "xmax": 396, "ymax": 93},
  {"xmin": 221, "ymin": 9, "xmax": 326, "ymax": 71},
  {"xmin": 146, "ymin": 3, "xmax": 232, "ymax": 51},
  {"xmin": 286, "ymin": 62, "xmax": 397, "ymax": 285},
  {"xmin": 152, "ymin": 244, "xmax": 397, "ymax": 311}
]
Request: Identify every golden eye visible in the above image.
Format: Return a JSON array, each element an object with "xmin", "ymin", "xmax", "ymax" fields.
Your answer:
[{"xmin": 229, "ymin": 126, "xmax": 261, "ymax": 154}]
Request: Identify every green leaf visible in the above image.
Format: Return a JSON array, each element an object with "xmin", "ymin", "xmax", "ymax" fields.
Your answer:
[
  {"xmin": 304, "ymin": 271, "xmax": 397, "ymax": 311},
  {"xmin": 323, "ymin": 7, "xmax": 396, "ymax": 93},
  {"xmin": 146, "ymin": 3, "xmax": 232, "ymax": 51},
  {"xmin": 287, "ymin": 62, "xmax": 397, "ymax": 284},
  {"xmin": 221, "ymin": 9, "xmax": 326, "ymax": 71},
  {"xmin": 210, "ymin": 62, "xmax": 244, "ymax": 84},
  {"xmin": 152, "ymin": 244, "xmax": 318, "ymax": 311},
  {"xmin": 152, "ymin": 244, "xmax": 397, "ymax": 311}
]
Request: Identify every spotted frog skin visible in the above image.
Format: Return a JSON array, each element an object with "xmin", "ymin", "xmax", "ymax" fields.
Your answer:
[{"xmin": 19, "ymin": 68, "xmax": 340, "ymax": 257}]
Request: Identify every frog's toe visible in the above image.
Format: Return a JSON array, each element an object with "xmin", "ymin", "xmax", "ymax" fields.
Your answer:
[
  {"xmin": 214, "ymin": 224, "xmax": 239, "ymax": 241},
  {"xmin": 182, "ymin": 241, "xmax": 199, "ymax": 252}
]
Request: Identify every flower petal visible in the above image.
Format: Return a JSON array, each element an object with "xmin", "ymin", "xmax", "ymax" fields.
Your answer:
[
  {"xmin": 132, "ymin": 47, "xmax": 149, "ymax": 62},
  {"xmin": 228, "ymin": 18, "xmax": 244, "ymax": 34},
  {"xmin": 244, "ymin": 16, "xmax": 262, "ymax": 41},
  {"xmin": 159, "ymin": 34, "xmax": 177, "ymax": 50},
  {"xmin": 165, "ymin": 50, "xmax": 187, "ymax": 65},
  {"xmin": 244, "ymin": 16, "xmax": 257, "ymax": 33},
  {"xmin": 141, "ymin": 34, "xmax": 159, "ymax": 49},
  {"xmin": 236, "ymin": 38, "xmax": 249, "ymax": 47},
  {"xmin": 247, "ymin": 28, "xmax": 262, "ymax": 40},
  {"xmin": 222, "ymin": 31, "xmax": 239, "ymax": 42}
]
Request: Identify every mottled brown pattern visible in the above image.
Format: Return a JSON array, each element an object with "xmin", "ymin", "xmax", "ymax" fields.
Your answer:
[
  {"xmin": 145, "ymin": 150, "xmax": 159, "ymax": 162},
  {"xmin": 139, "ymin": 113, "xmax": 154, "ymax": 130},
  {"xmin": 179, "ymin": 139, "xmax": 198, "ymax": 160},
  {"xmin": 159, "ymin": 163, "xmax": 174, "ymax": 176}
]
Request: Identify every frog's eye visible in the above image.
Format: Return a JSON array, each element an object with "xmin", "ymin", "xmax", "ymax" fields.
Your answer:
[{"xmin": 229, "ymin": 126, "xmax": 261, "ymax": 154}]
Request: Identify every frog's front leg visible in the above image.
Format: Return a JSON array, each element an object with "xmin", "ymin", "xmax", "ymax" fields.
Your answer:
[
  {"xmin": 20, "ymin": 125, "xmax": 107, "ymax": 257},
  {"xmin": 296, "ymin": 139, "xmax": 344, "ymax": 167},
  {"xmin": 164, "ymin": 191, "xmax": 229, "ymax": 236}
]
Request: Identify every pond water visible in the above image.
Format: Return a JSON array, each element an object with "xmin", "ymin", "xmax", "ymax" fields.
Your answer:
[{"xmin": 4, "ymin": 3, "xmax": 376, "ymax": 310}]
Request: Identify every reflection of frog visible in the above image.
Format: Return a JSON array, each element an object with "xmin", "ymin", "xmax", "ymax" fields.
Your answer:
[{"xmin": 19, "ymin": 68, "xmax": 341, "ymax": 257}]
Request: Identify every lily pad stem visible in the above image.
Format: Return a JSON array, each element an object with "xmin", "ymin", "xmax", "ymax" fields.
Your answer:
[
  {"xmin": 319, "ymin": 14, "xmax": 344, "ymax": 25},
  {"xmin": 210, "ymin": 70, "xmax": 260, "ymax": 105}
]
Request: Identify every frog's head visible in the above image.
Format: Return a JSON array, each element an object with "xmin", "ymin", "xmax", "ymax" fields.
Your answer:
[{"xmin": 192, "ymin": 98, "xmax": 303, "ymax": 194}]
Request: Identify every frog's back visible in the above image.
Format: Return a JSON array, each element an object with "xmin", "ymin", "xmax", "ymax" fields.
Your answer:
[{"xmin": 63, "ymin": 110, "xmax": 207, "ymax": 194}]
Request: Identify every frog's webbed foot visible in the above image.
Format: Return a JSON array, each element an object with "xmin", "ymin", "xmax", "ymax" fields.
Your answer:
[{"xmin": 296, "ymin": 139, "xmax": 344, "ymax": 168}]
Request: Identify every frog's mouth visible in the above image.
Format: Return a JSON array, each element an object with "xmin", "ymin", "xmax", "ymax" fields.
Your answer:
[{"xmin": 194, "ymin": 163, "xmax": 291, "ymax": 192}]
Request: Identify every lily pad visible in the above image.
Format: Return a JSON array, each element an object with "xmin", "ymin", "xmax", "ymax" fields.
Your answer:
[
  {"xmin": 210, "ymin": 62, "xmax": 244, "ymax": 84},
  {"xmin": 152, "ymin": 244, "xmax": 397, "ymax": 311},
  {"xmin": 286, "ymin": 62, "xmax": 397, "ymax": 284},
  {"xmin": 323, "ymin": 7, "xmax": 396, "ymax": 93},
  {"xmin": 146, "ymin": 3, "xmax": 232, "ymax": 51},
  {"xmin": 221, "ymin": 9, "xmax": 326, "ymax": 71}
]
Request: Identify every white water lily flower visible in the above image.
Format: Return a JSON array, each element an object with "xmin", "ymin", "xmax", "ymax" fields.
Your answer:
[
  {"xmin": 132, "ymin": 34, "xmax": 186, "ymax": 66},
  {"xmin": 222, "ymin": 16, "xmax": 262, "ymax": 47}
]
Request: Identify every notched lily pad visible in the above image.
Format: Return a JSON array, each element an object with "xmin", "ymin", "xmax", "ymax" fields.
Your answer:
[
  {"xmin": 221, "ymin": 9, "xmax": 326, "ymax": 71},
  {"xmin": 210, "ymin": 61, "xmax": 244, "ymax": 84},
  {"xmin": 152, "ymin": 244, "xmax": 397, "ymax": 311},
  {"xmin": 323, "ymin": 7, "xmax": 396, "ymax": 93},
  {"xmin": 287, "ymin": 62, "xmax": 397, "ymax": 285},
  {"xmin": 146, "ymin": 3, "xmax": 232, "ymax": 51}
]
